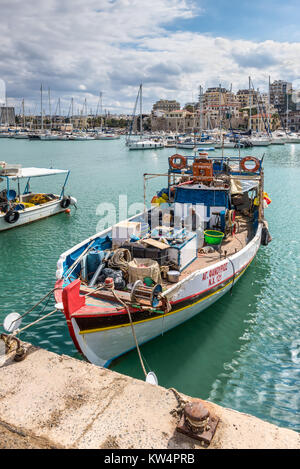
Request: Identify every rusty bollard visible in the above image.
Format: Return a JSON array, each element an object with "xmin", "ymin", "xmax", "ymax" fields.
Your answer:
[{"xmin": 176, "ymin": 400, "xmax": 219, "ymax": 447}]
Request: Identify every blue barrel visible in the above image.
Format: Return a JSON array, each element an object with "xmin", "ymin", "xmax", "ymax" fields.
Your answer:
[{"xmin": 87, "ymin": 249, "xmax": 105, "ymax": 276}]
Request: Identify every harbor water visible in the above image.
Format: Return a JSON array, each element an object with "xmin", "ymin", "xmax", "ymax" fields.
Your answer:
[{"xmin": 0, "ymin": 137, "xmax": 299, "ymax": 432}]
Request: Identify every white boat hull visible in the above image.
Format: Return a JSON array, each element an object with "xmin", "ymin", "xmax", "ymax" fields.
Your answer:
[
  {"xmin": 72, "ymin": 224, "xmax": 262, "ymax": 366},
  {"xmin": 128, "ymin": 142, "xmax": 164, "ymax": 150},
  {"xmin": 285, "ymin": 138, "xmax": 300, "ymax": 143},
  {"xmin": 251, "ymin": 140, "xmax": 270, "ymax": 146},
  {"xmin": 0, "ymin": 199, "xmax": 67, "ymax": 231}
]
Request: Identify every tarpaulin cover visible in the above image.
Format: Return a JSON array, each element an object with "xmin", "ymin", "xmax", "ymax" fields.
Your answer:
[
  {"xmin": 230, "ymin": 178, "xmax": 259, "ymax": 194},
  {"xmin": 174, "ymin": 187, "xmax": 229, "ymax": 208}
]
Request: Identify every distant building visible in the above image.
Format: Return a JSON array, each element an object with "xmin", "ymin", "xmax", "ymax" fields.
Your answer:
[
  {"xmin": 283, "ymin": 110, "xmax": 300, "ymax": 132},
  {"xmin": 152, "ymin": 99, "xmax": 180, "ymax": 113},
  {"xmin": 150, "ymin": 109, "xmax": 196, "ymax": 132},
  {"xmin": 269, "ymin": 80, "xmax": 292, "ymax": 113},
  {"xmin": 249, "ymin": 113, "xmax": 279, "ymax": 132},
  {"xmin": 236, "ymin": 89, "xmax": 258, "ymax": 109},
  {"xmin": 203, "ymin": 87, "xmax": 227, "ymax": 109},
  {"xmin": 0, "ymin": 106, "xmax": 15, "ymax": 126}
]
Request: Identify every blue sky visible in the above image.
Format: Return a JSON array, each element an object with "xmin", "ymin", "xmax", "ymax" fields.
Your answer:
[
  {"xmin": 1, "ymin": 0, "xmax": 300, "ymax": 113},
  {"xmin": 166, "ymin": 0, "xmax": 300, "ymax": 42}
]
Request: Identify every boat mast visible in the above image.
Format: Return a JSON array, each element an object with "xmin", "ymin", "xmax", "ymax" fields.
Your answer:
[
  {"xmin": 48, "ymin": 87, "xmax": 52, "ymax": 131},
  {"xmin": 249, "ymin": 76, "xmax": 252, "ymax": 133},
  {"xmin": 286, "ymin": 85, "xmax": 289, "ymax": 132},
  {"xmin": 100, "ymin": 92, "xmax": 103, "ymax": 132},
  {"xmin": 40, "ymin": 83, "xmax": 44, "ymax": 131},
  {"xmin": 199, "ymin": 85, "xmax": 203, "ymax": 139},
  {"xmin": 22, "ymin": 98, "xmax": 25, "ymax": 128},
  {"xmin": 139, "ymin": 83, "xmax": 143, "ymax": 139},
  {"xmin": 219, "ymin": 83, "xmax": 223, "ymax": 153},
  {"xmin": 5, "ymin": 89, "xmax": 9, "ymax": 127},
  {"xmin": 71, "ymin": 97, "xmax": 74, "ymax": 129},
  {"xmin": 268, "ymin": 76, "xmax": 271, "ymax": 135}
]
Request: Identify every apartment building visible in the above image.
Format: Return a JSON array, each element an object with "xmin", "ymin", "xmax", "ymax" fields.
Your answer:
[{"xmin": 152, "ymin": 99, "xmax": 180, "ymax": 113}]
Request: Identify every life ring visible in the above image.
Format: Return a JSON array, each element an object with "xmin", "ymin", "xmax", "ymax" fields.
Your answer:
[
  {"xmin": 4, "ymin": 209, "xmax": 20, "ymax": 224},
  {"xmin": 240, "ymin": 156, "xmax": 260, "ymax": 173},
  {"xmin": 169, "ymin": 154, "xmax": 186, "ymax": 170},
  {"xmin": 60, "ymin": 196, "xmax": 71, "ymax": 208}
]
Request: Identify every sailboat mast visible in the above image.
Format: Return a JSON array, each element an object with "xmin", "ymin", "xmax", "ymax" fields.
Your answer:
[
  {"xmin": 40, "ymin": 83, "xmax": 43, "ymax": 131},
  {"xmin": 140, "ymin": 84, "xmax": 142, "ymax": 138},
  {"xmin": 58, "ymin": 98, "xmax": 61, "ymax": 121},
  {"xmin": 22, "ymin": 98, "xmax": 25, "ymax": 128},
  {"xmin": 71, "ymin": 97, "xmax": 74, "ymax": 129},
  {"xmin": 199, "ymin": 85, "xmax": 203, "ymax": 138},
  {"xmin": 48, "ymin": 87, "xmax": 52, "ymax": 130},
  {"xmin": 268, "ymin": 76, "xmax": 271, "ymax": 134},
  {"xmin": 286, "ymin": 85, "xmax": 289, "ymax": 132},
  {"xmin": 219, "ymin": 83, "xmax": 222, "ymax": 142},
  {"xmin": 249, "ymin": 76, "xmax": 252, "ymax": 132},
  {"xmin": 100, "ymin": 92, "xmax": 103, "ymax": 132}
]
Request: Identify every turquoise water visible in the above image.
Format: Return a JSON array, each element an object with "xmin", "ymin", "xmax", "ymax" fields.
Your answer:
[{"xmin": 0, "ymin": 138, "xmax": 299, "ymax": 432}]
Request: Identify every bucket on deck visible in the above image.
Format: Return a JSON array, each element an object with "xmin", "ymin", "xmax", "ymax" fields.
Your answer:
[{"xmin": 204, "ymin": 230, "xmax": 224, "ymax": 245}]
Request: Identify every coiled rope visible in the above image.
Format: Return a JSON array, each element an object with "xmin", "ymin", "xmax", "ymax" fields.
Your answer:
[{"xmin": 108, "ymin": 248, "xmax": 132, "ymax": 280}]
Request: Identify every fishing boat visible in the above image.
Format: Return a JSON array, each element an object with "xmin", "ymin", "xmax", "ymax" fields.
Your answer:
[
  {"xmin": 54, "ymin": 151, "xmax": 271, "ymax": 367},
  {"xmin": 0, "ymin": 163, "xmax": 77, "ymax": 231}
]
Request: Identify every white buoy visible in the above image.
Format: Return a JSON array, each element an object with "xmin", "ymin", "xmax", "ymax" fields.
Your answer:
[
  {"xmin": 55, "ymin": 302, "xmax": 64, "ymax": 311},
  {"xmin": 3, "ymin": 312, "xmax": 22, "ymax": 333},
  {"xmin": 146, "ymin": 371, "xmax": 158, "ymax": 385}
]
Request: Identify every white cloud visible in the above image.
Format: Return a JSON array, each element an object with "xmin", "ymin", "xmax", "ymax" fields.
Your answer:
[{"xmin": 1, "ymin": 0, "xmax": 300, "ymax": 113}]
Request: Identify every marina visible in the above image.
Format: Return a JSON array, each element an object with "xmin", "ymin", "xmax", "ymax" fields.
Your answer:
[{"xmin": 1, "ymin": 136, "xmax": 299, "ymax": 437}]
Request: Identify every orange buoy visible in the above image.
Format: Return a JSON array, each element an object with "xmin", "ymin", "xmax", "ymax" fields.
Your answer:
[
  {"xmin": 240, "ymin": 156, "xmax": 260, "ymax": 173},
  {"xmin": 169, "ymin": 154, "xmax": 187, "ymax": 170},
  {"xmin": 65, "ymin": 208, "xmax": 71, "ymax": 214}
]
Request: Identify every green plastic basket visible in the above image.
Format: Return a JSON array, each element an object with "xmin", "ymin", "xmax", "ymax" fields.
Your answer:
[{"xmin": 204, "ymin": 230, "xmax": 225, "ymax": 245}]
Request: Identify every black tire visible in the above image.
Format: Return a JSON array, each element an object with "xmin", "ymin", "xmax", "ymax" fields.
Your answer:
[
  {"xmin": 261, "ymin": 226, "xmax": 272, "ymax": 246},
  {"xmin": 60, "ymin": 196, "xmax": 71, "ymax": 208},
  {"xmin": 4, "ymin": 210, "xmax": 20, "ymax": 224}
]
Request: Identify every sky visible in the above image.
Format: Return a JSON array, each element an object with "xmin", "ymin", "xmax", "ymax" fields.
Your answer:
[{"xmin": 1, "ymin": 0, "xmax": 300, "ymax": 114}]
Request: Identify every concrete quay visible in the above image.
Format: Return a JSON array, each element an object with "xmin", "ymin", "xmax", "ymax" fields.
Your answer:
[{"xmin": 0, "ymin": 341, "xmax": 299, "ymax": 450}]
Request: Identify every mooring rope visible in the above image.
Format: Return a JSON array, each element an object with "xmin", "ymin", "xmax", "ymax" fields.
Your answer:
[{"xmin": 111, "ymin": 289, "xmax": 148, "ymax": 378}]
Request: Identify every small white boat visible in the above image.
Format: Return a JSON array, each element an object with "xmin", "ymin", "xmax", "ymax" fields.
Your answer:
[
  {"xmin": 127, "ymin": 139, "xmax": 164, "ymax": 150},
  {"xmin": 285, "ymin": 133, "xmax": 300, "ymax": 143},
  {"xmin": 177, "ymin": 138, "xmax": 218, "ymax": 149},
  {"xmin": 54, "ymin": 153, "xmax": 271, "ymax": 367},
  {"xmin": 40, "ymin": 133, "xmax": 60, "ymax": 141},
  {"xmin": 14, "ymin": 132, "xmax": 29, "ymax": 139},
  {"xmin": 95, "ymin": 133, "xmax": 120, "ymax": 140},
  {"xmin": 0, "ymin": 164, "xmax": 77, "ymax": 231},
  {"xmin": 250, "ymin": 138, "xmax": 271, "ymax": 146}
]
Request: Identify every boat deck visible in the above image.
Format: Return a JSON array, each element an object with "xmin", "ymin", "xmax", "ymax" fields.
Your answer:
[
  {"xmin": 78, "ymin": 215, "xmax": 253, "ymax": 306},
  {"xmin": 162, "ymin": 215, "xmax": 252, "ymax": 287}
]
